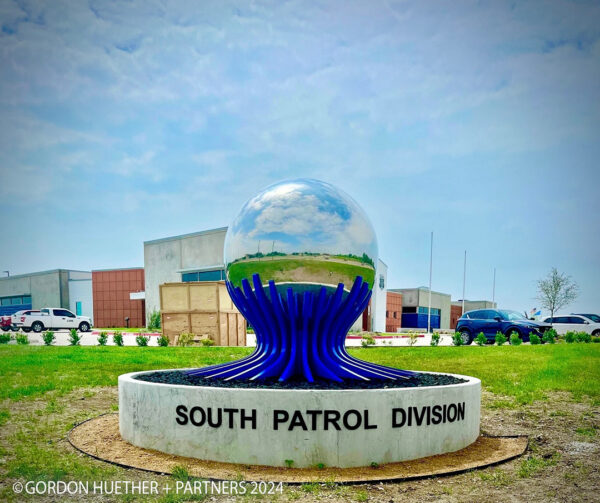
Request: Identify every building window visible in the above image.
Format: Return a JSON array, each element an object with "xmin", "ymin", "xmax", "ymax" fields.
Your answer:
[
  {"xmin": 393, "ymin": 312, "xmax": 397, "ymax": 319},
  {"xmin": 417, "ymin": 307, "xmax": 441, "ymax": 316},
  {"xmin": 0, "ymin": 295, "xmax": 31, "ymax": 306},
  {"xmin": 182, "ymin": 269, "xmax": 225, "ymax": 282},
  {"xmin": 386, "ymin": 311, "xmax": 389, "ymax": 318}
]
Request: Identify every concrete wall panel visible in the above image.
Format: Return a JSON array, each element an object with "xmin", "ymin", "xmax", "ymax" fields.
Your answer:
[{"xmin": 119, "ymin": 370, "xmax": 481, "ymax": 468}]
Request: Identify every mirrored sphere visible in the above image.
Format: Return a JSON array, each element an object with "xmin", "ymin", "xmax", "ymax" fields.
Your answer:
[{"xmin": 224, "ymin": 179, "xmax": 378, "ymax": 294}]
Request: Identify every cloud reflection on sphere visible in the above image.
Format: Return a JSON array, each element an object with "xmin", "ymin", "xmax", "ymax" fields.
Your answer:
[{"xmin": 224, "ymin": 179, "xmax": 378, "ymax": 295}]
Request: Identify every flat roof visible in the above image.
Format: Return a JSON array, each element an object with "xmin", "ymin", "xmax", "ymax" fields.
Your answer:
[
  {"xmin": 144, "ymin": 226, "xmax": 228, "ymax": 246},
  {"xmin": 452, "ymin": 300, "xmax": 495, "ymax": 303},
  {"xmin": 388, "ymin": 287, "xmax": 451, "ymax": 297},
  {"xmin": 92, "ymin": 267, "xmax": 143, "ymax": 272},
  {"xmin": 0, "ymin": 269, "xmax": 91, "ymax": 281}
]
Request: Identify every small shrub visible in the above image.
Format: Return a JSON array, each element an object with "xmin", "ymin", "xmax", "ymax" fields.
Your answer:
[
  {"xmin": 361, "ymin": 334, "xmax": 375, "ymax": 348},
  {"xmin": 200, "ymin": 338, "xmax": 215, "ymax": 347},
  {"xmin": 475, "ymin": 332, "xmax": 487, "ymax": 346},
  {"xmin": 530, "ymin": 334, "xmax": 541, "ymax": 345},
  {"xmin": 157, "ymin": 334, "xmax": 169, "ymax": 347},
  {"xmin": 97, "ymin": 331, "xmax": 108, "ymax": 346},
  {"xmin": 408, "ymin": 332, "xmax": 418, "ymax": 346},
  {"xmin": 68, "ymin": 328, "xmax": 81, "ymax": 346},
  {"xmin": 148, "ymin": 310, "xmax": 161, "ymax": 331},
  {"xmin": 592, "ymin": 336, "xmax": 600, "ymax": 343},
  {"xmin": 0, "ymin": 333, "xmax": 12, "ymax": 344},
  {"xmin": 16, "ymin": 333, "xmax": 29, "ymax": 345},
  {"xmin": 575, "ymin": 331, "xmax": 591, "ymax": 343},
  {"xmin": 495, "ymin": 331, "xmax": 507, "ymax": 346},
  {"xmin": 452, "ymin": 332, "xmax": 463, "ymax": 346},
  {"xmin": 316, "ymin": 463, "xmax": 325, "ymax": 470},
  {"xmin": 542, "ymin": 330, "xmax": 556, "ymax": 344},
  {"xmin": 284, "ymin": 459, "xmax": 294, "ymax": 468},
  {"xmin": 42, "ymin": 330, "xmax": 55, "ymax": 346},
  {"xmin": 370, "ymin": 461, "xmax": 379, "ymax": 469},
  {"xmin": 430, "ymin": 332, "xmax": 440, "ymax": 346},
  {"xmin": 113, "ymin": 331, "xmax": 124, "ymax": 346},
  {"xmin": 510, "ymin": 332, "xmax": 522, "ymax": 346},
  {"xmin": 565, "ymin": 331, "xmax": 576, "ymax": 343},
  {"xmin": 136, "ymin": 334, "xmax": 149, "ymax": 346},
  {"xmin": 177, "ymin": 332, "xmax": 195, "ymax": 347}
]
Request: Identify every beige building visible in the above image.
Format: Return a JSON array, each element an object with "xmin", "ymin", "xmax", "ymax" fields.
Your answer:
[{"xmin": 388, "ymin": 287, "xmax": 451, "ymax": 330}]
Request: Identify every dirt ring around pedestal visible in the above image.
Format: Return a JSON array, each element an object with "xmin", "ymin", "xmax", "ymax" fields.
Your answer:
[{"xmin": 67, "ymin": 414, "xmax": 527, "ymax": 484}]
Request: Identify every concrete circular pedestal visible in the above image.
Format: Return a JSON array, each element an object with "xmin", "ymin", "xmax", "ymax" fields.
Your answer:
[{"xmin": 119, "ymin": 370, "xmax": 480, "ymax": 469}]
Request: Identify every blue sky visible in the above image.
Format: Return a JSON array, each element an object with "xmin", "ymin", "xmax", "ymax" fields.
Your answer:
[{"xmin": 0, "ymin": 0, "xmax": 599, "ymax": 314}]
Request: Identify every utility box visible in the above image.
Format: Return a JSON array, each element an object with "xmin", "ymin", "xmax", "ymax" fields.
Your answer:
[{"xmin": 159, "ymin": 281, "xmax": 246, "ymax": 346}]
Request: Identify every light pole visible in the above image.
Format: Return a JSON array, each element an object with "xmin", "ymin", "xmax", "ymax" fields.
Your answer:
[
  {"xmin": 492, "ymin": 267, "xmax": 496, "ymax": 307},
  {"xmin": 461, "ymin": 251, "xmax": 466, "ymax": 315},
  {"xmin": 428, "ymin": 232, "xmax": 433, "ymax": 334}
]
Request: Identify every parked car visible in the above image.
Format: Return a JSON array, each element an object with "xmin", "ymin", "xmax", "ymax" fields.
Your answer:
[
  {"xmin": 10, "ymin": 310, "xmax": 40, "ymax": 332},
  {"xmin": 456, "ymin": 309, "xmax": 552, "ymax": 344},
  {"xmin": 1, "ymin": 316, "xmax": 11, "ymax": 331},
  {"xmin": 573, "ymin": 313, "xmax": 600, "ymax": 323},
  {"xmin": 542, "ymin": 314, "xmax": 600, "ymax": 335},
  {"xmin": 14, "ymin": 308, "xmax": 92, "ymax": 333}
]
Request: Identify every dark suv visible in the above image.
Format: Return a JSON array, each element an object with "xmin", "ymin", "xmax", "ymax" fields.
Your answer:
[{"xmin": 455, "ymin": 309, "xmax": 552, "ymax": 344}]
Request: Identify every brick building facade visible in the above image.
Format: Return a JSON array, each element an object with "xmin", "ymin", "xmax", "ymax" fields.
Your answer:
[
  {"xmin": 450, "ymin": 304, "xmax": 463, "ymax": 329},
  {"xmin": 385, "ymin": 291, "xmax": 403, "ymax": 333},
  {"xmin": 92, "ymin": 268, "xmax": 145, "ymax": 328}
]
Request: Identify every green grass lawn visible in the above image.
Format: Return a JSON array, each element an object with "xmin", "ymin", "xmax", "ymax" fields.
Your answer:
[
  {"xmin": 1, "ymin": 344, "xmax": 598, "ymax": 404},
  {"xmin": 228, "ymin": 258, "xmax": 375, "ymax": 288},
  {"xmin": 0, "ymin": 344, "xmax": 598, "ymax": 502}
]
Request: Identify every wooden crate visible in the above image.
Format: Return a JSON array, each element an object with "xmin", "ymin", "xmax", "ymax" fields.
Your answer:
[{"xmin": 160, "ymin": 281, "xmax": 246, "ymax": 346}]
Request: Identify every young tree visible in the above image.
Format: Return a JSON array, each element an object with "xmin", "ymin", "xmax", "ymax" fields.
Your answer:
[{"xmin": 536, "ymin": 268, "xmax": 578, "ymax": 319}]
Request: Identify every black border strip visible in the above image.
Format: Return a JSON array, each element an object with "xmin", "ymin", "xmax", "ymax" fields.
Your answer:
[{"xmin": 67, "ymin": 413, "xmax": 529, "ymax": 486}]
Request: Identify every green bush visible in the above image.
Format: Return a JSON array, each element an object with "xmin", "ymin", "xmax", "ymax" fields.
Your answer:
[
  {"xmin": 157, "ymin": 334, "xmax": 169, "ymax": 347},
  {"xmin": 495, "ymin": 331, "xmax": 507, "ymax": 346},
  {"xmin": 510, "ymin": 332, "xmax": 522, "ymax": 346},
  {"xmin": 42, "ymin": 330, "xmax": 55, "ymax": 346},
  {"xmin": 136, "ymin": 334, "xmax": 149, "ymax": 347},
  {"xmin": 177, "ymin": 332, "xmax": 195, "ymax": 347},
  {"xmin": 68, "ymin": 328, "xmax": 81, "ymax": 346},
  {"xmin": 452, "ymin": 332, "xmax": 463, "ymax": 346},
  {"xmin": 200, "ymin": 338, "xmax": 215, "ymax": 347},
  {"xmin": 361, "ymin": 334, "xmax": 376, "ymax": 348},
  {"xmin": 408, "ymin": 332, "xmax": 418, "ymax": 347},
  {"xmin": 542, "ymin": 330, "xmax": 556, "ymax": 344},
  {"xmin": 592, "ymin": 336, "xmax": 600, "ymax": 343},
  {"xmin": 565, "ymin": 331, "xmax": 576, "ymax": 343},
  {"xmin": 0, "ymin": 333, "xmax": 12, "ymax": 344},
  {"xmin": 430, "ymin": 332, "xmax": 441, "ymax": 346},
  {"xmin": 530, "ymin": 334, "xmax": 541, "ymax": 345},
  {"xmin": 576, "ymin": 331, "xmax": 591, "ymax": 343},
  {"xmin": 113, "ymin": 331, "xmax": 124, "ymax": 346},
  {"xmin": 16, "ymin": 333, "xmax": 29, "ymax": 345},
  {"xmin": 475, "ymin": 332, "xmax": 487, "ymax": 346},
  {"xmin": 148, "ymin": 310, "xmax": 161, "ymax": 331},
  {"xmin": 97, "ymin": 331, "xmax": 108, "ymax": 346}
]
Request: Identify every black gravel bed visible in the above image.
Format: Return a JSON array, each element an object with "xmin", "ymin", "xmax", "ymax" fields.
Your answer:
[{"xmin": 134, "ymin": 370, "xmax": 466, "ymax": 389}]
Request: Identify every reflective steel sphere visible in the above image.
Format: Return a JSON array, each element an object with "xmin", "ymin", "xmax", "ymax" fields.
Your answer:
[{"xmin": 224, "ymin": 179, "xmax": 378, "ymax": 294}]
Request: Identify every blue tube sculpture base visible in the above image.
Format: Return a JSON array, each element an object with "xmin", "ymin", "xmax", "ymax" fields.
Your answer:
[{"xmin": 186, "ymin": 274, "xmax": 416, "ymax": 383}]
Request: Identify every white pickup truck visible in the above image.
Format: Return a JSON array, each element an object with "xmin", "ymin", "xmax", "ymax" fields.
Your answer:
[{"xmin": 15, "ymin": 308, "xmax": 93, "ymax": 333}]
